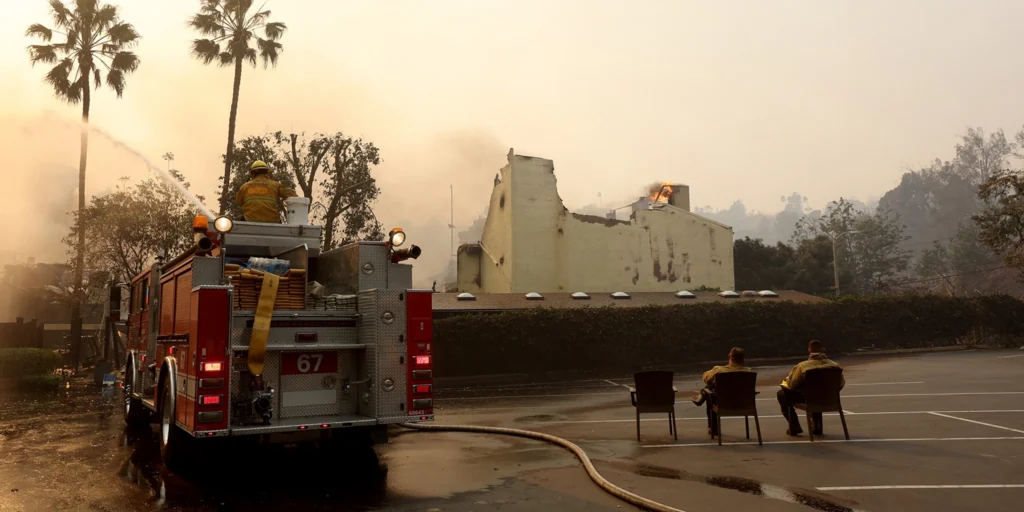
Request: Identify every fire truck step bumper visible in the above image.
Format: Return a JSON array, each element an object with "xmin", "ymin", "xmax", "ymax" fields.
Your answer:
[{"xmin": 230, "ymin": 414, "xmax": 377, "ymax": 435}]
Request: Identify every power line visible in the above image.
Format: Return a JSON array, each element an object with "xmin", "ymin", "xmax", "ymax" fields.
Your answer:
[
  {"xmin": 791, "ymin": 230, "xmax": 988, "ymax": 254},
  {"xmin": 899, "ymin": 234, "xmax": 975, "ymax": 250},
  {"xmin": 844, "ymin": 265, "xmax": 1012, "ymax": 294}
]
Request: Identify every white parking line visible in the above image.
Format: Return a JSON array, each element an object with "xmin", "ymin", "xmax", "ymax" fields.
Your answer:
[
  {"xmin": 927, "ymin": 412, "xmax": 1024, "ymax": 434},
  {"xmin": 604, "ymin": 379, "xmax": 632, "ymax": 389},
  {"xmin": 800, "ymin": 391, "xmax": 1024, "ymax": 399},
  {"xmin": 444, "ymin": 391, "xmax": 625, "ymax": 401},
  {"xmin": 643, "ymin": 436, "xmax": 1024, "ymax": 448},
  {"xmin": 442, "ymin": 390, "xmax": 1024, "ymax": 408},
  {"xmin": 442, "ymin": 378, "xmax": 913, "ymax": 396},
  {"xmin": 442, "ymin": 390, "xmax": 1024, "ymax": 410},
  {"xmin": 674, "ymin": 391, "xmax": 1024, "ymax": 404},
  {"xmin": 530, "ymin": 409, "xmax": 1024, "ymax": 425},
  {"xmin": 817, "ymin": 484, "xmax": 1024, "ymax": 491},
  {"xmin": 998, "ymin": 354, "xmax": 1024, "ymax": 359}
]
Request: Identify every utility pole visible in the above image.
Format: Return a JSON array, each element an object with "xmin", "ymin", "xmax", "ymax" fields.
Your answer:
[
  {"xmin": 445, "ymin": 185, "xmax": 455, "ymax": 293},
  {"xmin": 831, "ymin": 230, "xmax": 859, "ymax": 296},
  {"xmin": 448, "ymin": 185, "xmax": 455, "ymax": 259}
]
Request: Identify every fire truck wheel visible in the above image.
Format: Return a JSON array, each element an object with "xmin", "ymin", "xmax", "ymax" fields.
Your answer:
[
  {"xmin": 159, "ymin": 377, "xmax": 192, "ymax": 470},
  {"xmin": 123, "ymin": 360, "xmax": 148, "ymax": 427}
]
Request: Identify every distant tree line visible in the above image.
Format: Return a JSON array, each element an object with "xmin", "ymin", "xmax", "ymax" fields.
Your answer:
[{"xmin": 735, "ymin": 126, "xmax": 1024, "ymax": 296}]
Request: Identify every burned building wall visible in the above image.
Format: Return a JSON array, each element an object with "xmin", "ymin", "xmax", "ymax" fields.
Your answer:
[
  {"xmin": 475, "ymin": 151, "xmax": 515, "ymax": 293},
  {"xmin": 456, "ymin": 244, "xmax": 483, "ymax": 293},
  {"xmin": 456, "ymin": 150, "xmax": 735, "ymax": 293}
]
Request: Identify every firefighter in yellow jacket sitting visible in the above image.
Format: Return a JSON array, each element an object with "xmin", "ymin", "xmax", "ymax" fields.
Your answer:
[
  {"xmin": 235, "ymin": 160, "xmax": 297, "ymax": 223},
  {"xmin": 691, "ymin": 347, "xmax": 752, "ymax": 437},
  {"xmin": 777, "ymin": 340, "xmax": 845, "ymax": 436}
]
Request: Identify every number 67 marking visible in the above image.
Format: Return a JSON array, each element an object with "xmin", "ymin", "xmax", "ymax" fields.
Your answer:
[{"xmin": 297, "ymin": 354, "xmax": 322, "ymax": 373}]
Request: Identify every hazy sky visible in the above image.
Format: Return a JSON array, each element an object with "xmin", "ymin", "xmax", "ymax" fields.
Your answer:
[{"xmin": 4, "ymin": 0, "xmax": 1024, "ymax": 282}]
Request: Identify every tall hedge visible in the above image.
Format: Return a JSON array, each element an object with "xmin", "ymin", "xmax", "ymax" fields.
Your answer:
[
  {"xmin": 0, "ymin": 348, "xmax": 61, "ymax": 379},
  {"xmin": 433, "ymin": 295, "xmax": 1024, "ymax": 378}
]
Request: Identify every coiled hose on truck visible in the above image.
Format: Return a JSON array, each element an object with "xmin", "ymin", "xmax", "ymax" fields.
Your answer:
[{"xmin": 398, "ymin": 422, "xmax": 684, "ymax": 512}]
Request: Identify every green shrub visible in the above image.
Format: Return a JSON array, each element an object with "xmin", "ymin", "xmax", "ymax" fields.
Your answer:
[
  {"xmin": 17, "ymin": 374, "xmax": 62, "ymax": 391},
  {"xmin": 433, "ymin": 295, "xmax": 1024, "ymax": 378},
  {"xmin": 0, "ymin": 348, "xmax": 61, "ymax": 379}
]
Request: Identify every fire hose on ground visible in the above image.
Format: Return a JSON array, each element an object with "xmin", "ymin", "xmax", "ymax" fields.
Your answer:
[{"xmin": 398, "ymin": 422, "xmax": 684, "ymax": 512}]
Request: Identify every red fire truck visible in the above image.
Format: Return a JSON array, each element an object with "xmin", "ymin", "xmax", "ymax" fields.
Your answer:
[{"xmin": 122, "ymin": 215, "xmax": 433, "ymax": 468}]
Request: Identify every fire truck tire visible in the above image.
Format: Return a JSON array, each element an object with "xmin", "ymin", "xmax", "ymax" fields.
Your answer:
[
  {"xmin": 159, "ymin": 373, "xmax": 192, "ymax": 470},
  {"xmin": 123, "ymin": 359, "xmax": 148, "ymax": 427},
  {"xmin": 398, "ymin": 422, "xmax": 684, "ymax": 512}
]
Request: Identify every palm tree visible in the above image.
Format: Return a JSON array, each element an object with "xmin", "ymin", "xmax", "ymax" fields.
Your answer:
[
  {"xmin": 26, "ymin": 0, "xmax": 140, "ymax": 368},
  {"xmin": 189, "ymin": 0, "xmax": 286, "ymax": 215}
]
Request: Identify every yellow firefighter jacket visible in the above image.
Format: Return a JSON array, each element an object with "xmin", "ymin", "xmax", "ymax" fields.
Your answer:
[
  {"xmin": 235, "ymin": 175, "xmax": 297, "ymax": 223},
  {"xmin": 781, "ymin": 352, "xmax": 845, "ymax": 391},
  {"xmin": 703, "ymin": 362, "xmax": 752, "ymax": 387}
]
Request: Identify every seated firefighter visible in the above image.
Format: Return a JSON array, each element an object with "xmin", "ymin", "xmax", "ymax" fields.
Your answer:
[
  {"xmin": 777, "ymin": 339, "xmax": 845, "ymax": 436},
  {"xmin": 691, "ymin": 347, "xmax": 751, "ymax": 437},
  {"xmin": 235, "ymin": 160, "xmax": 297, "ymax": 223}
]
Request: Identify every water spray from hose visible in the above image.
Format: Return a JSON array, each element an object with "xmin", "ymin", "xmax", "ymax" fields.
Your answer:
[{"xmin": 88, "ymin": 125, "xmax": 215, "ymax": 219}]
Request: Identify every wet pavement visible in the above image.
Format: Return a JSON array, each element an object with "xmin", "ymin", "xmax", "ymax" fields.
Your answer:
[{"xmin": 2, "ymin": 349, "xmax": 1024, "ymax": 511}]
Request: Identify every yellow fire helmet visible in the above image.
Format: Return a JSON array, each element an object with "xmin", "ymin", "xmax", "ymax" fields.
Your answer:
[{"xmin": 250, "ymin": 160, "xmax": 270, "ymax": 173}]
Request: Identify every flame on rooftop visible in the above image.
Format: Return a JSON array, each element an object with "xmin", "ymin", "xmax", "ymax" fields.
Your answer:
[{"xmin": 648, "ymin": 182, "xmax": 675, "ymax": 203}]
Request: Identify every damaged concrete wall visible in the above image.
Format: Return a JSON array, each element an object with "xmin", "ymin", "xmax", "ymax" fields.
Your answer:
[
  {"xmin": 456, "ymin": 244, "xmax": 482, "ymax": 293},
  {"xmin": 508, "ymin": 153, "xmax": 565, "ymax": 292},
  {"xmin": 474, "ymin": 149, "xmax": 516, "ymax": 293},
  {"xmin": 456, "ymin": 149, "xmax": 735, "ymax": 293}
]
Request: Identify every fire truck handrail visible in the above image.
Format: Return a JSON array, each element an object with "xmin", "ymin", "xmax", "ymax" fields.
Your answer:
[
  {"xmin": 231, "ymin": 414, "xmax": 376, "ymax": 434},
  {"xmin": 160, "ymin": 242, "xmax": 204, "ymax": 272},
  {"xmin": 229, "ymin": 343, "xmax": 367, "ymax": 351},
  {"xmin": 230, "ymin": 311, "xmax": 358, "ymax": 318}
]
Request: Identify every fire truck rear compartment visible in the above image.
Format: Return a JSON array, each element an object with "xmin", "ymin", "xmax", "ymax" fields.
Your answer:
[
  {"xmin": 226, "ymin": 287, "xmax": 420, "ymax": 434},
  {"xmin": 229, "ymin": 313, "xmax": 368, "ymax": 431}
]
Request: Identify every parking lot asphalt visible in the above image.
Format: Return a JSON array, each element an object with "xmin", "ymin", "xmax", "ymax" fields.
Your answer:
[
  {"xmin": 432, "ymin": 348, "xmax": 1024, "ymax": 511},
  {"xmin": 1, "ymin": 348, "xmax": 1022, "ymax": 511}
]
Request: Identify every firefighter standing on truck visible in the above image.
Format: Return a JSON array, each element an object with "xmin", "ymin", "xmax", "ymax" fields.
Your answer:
[{"xmin": 236, "ymin": 160, "xmax": 297, "ymax": 222}]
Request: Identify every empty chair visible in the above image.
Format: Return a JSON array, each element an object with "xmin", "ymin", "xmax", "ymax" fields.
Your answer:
[
  {"xmin": 793, "ymin": 367, "xmax": 850, "ymax": 441},
  {"xmin": 711, "ymin": 371, "xmax": 762, "ymax": 446},
  {"xmin": 629, "ymin": 371, "xmax": 677, "ymax": 442}
]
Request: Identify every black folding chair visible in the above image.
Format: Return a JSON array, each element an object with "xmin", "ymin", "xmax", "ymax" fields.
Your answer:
[
  {"xmin": 793, "ymin": 367, "xmax": 850, "ymax": 441},
  {"xmin": 712, "ymin": 371, "xmax": 762, "ymax": 446},
  {"xmin": 629, "ymin": 371, "xmax": 677, "ymax": 442}
]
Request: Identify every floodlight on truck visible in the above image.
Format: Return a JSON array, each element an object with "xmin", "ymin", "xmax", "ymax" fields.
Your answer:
[
  {"xmin": 389, "ymin": 228, "xmax": 406, "ymax": 247},
  {"xmin": 213, "ymin": 216, "xmax": 233, "ymax": 233}
]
